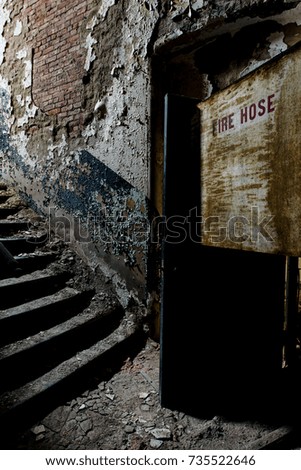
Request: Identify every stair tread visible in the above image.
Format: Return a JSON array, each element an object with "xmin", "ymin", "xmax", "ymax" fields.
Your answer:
[
  {"xmin": 10, "ymin": 253, "xmax": 57, "ymax": 277},
  {"xmin": 0, "ymin": 322, "xmax": 138, "ymax": 413},
  {"xmin": 0, "ymin": 207, "xmax": 19, "ymax": 214},
  {"xmin": 0, "ymin": 268, "xmax": 67, "ymax": 289},
  {"xmin": 0, "ymin": 286, "xmax": 80, "ymax": 321},
  {"xmin": 0, "ymin": 222, "xmax": 33, "ymax": 238},
  {"xmin": 0, "ymin": 293, "xmax": 119, "ymax": 360},
  {"xmin": 0, "ymin": 268, "xmax": 71, "ymax": 312},
  {"xmin": 0, "ymin": 196, "xmax": 10, "ymax": 203},
  {"xmin": 0, "ymin": 220, "xmax": 29, "ymax": 225},
  {"xmin": 0, "ymin": 234, "xmax": 46, "ymax": 241},
  {"xmin": 0, "ymin": 235, "xmax": 47, "ymax": 254},
  {"xmin": 14, "ymin": 251, "xmax": 55, "ymax": 260}
]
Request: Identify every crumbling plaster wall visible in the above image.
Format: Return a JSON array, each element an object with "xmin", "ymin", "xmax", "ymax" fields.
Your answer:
[
  {"xmin": 1, "ymin": 0, "xmax": 301, "ymax": 312},
  {"xmin": 0, "ymin": 0, "xmax": 160, "ymax": 308}
]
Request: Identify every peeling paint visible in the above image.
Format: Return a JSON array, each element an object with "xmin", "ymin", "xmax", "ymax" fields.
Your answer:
[
  {"xmin": 15, "ymin": 49, "xmax": 32, "ymax": 89},
  {"xmin": 274, "ymin": 1, "xmax": 301, "ymax": 25},
  {"xmin": 12, "ymin": 130, "xmax": 29, "ymax": 160},
  {"xmin": 98, "ymin": 0, "xmax": 117, "ymax": 20},
  {"xmin": 0, "ymin": 76, "xmax": 11, "ymax": 113},
  {"xmin": 239, "ymin": 58, "xmax": 268, "ymax": 78},
  {"xmin": 84, "ymin": 0, "xmax": 118, "ymax": 72},
  {"xmin": 0, "ymin": 78, "xmax": 12, "ymax": 157},
  {"xmin": 14, "ymin": 19, "xmax": 22, "ymax": 36},
  {"xmin": 268, "ymin": 32, "xmax": 288, "ymax": 57},
  {"xmin": 23, "ymin": 59, "xmax": 32, "ymax": 89},
  {"xmin": 16, "ymin": 95, "xmax": 24, "ymax": 106},
  {"xmin": 84, "ymin": 32, "xmax": 97, "ymax": 71},
  {"xmin": 16, "ymin": 49, "xmax": 27, "ymax": 60},
  {"xmin": 82, "ymin": 119, "xmax": 97, "ymax": 138},
  {"xmin": 17, "ymin": 96, "xmax": 38, "ymax": 127},
  {"xmin": 0, "ymin": 0, "xmax": 10, "ymax": 66},
  {"xmin": 203, "ymin": 74, "xmax": 214, "ymax": 99},
  {"xmin": 47, "ymin": 134, "xmax": 68, "ymax": 159},
  {"xmin": 228, "ymin": 2, "xmax": 301, "ymax": 39}
]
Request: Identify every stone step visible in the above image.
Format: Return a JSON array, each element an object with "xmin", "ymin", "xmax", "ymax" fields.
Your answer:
[
  {"xmin": 0, "ymin": 269, "xmax": 71, "ymax": 311},
  {"xmin": 0, "ymin": 220, "xmax": 31, "ymax": 235},
  {"xmin": 0, "ymin": 286, "xmax": 94, "ymax": 348},
  {"xmin": 0, "ymin": 194, "xmax": 10, "ymax": 204},
  {"xmin": 0, "ymin": 324, "xmax": 146, "ymax": 444},
  {"xmin": 0, "ymin": 207, "xmax": 20, "ymax": 219},
  {"xmin": 13, "ymin": 252, "xmax": 57, "ymax": 275},
  {"xmin": 0, "ymin": 234, "xmax": 48, "ymax": 255},
  {"xmin": 0, "ymin": 288, "xmax": 117, "ymax": 392}
]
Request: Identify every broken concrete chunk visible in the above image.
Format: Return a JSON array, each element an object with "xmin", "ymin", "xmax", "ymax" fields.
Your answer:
[
  {"xmin": 140, "ymin": 404, "xmax": 150, "ymax": 412},
  {"xmin": 150, "ymin": 438, "xmax": 163, "ymax": 448},
  {"xmin": 31, "ymin": 424, "xmax": 45, "ymax": 435},
  {"xmin": 80, "ymin": 419, "xmax": 93, "ymax": 433},
  {"xmin": 150, "ymin": 428, "xmax": 171, "ymax": 440},
  {"xmin": 105, "ymin": 393, "xmax": 115, "ymax": 401},
  {"xmin": 124, "ymin": 425, "xmax": 135, "ymax": 434}
]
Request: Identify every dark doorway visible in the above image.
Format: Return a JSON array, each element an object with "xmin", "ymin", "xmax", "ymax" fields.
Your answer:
[{"xmin": 160, "ymin": 94, "xmax": 287, "ymax": 421}]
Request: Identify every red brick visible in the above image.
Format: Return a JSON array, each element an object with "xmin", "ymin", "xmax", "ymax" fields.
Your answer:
[{"xmin": 28, "ymin": 0, "xmax": 89, "ymax": 121}]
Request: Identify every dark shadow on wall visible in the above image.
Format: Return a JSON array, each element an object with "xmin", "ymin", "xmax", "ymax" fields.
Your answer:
[{"xmin": 1, "ymin": 129, "xmax": 161, "ymax": 306}]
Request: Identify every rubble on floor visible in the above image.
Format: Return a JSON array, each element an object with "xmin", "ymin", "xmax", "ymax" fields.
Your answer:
[{"xmin": 11, "ymin": 339, "xmax": 297, "ymax": 451}]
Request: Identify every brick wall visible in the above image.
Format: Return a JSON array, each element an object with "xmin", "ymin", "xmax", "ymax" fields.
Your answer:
[{"xmin": 24, "ymin": 0, "xmax": 94, "ymax": 135}]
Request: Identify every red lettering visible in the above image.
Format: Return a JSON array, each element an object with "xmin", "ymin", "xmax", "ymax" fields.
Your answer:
[
  {"xmin": 240, "ymin": 93, "xmax": 276, "ymax": 126},
  {"xmin": 267, "ymin": 94, "xmax": 275, "ymax": 113},
  {"xmin": 215, "ymin": 93, "xmax": 275, "ymax": 135},
  {"xmin": 257, "ymin": 98, "xmax": 266, "ymax": 117},
  {"xmin": 249, "ymin": 103, "xmax": 256, "ymax": 120},
  {"xmin": 216, "ymin": 113, "xmax": 236, "ymax": 134},
  {"xmin": 221, "ymin": 116, "xmax": 228, "ymax": 132},
  {"xmin": 241, "ymin": 107, "xmax": 248, "ymax": 124}
]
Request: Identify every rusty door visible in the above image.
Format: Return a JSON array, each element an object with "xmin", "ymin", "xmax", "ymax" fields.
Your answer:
[{"xmin": 160, "ymin": 94, "xmax": 286, "ymax": 419}]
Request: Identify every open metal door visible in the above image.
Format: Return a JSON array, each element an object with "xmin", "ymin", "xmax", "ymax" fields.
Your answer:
[{"xmin": 160, "ymin": 94, "xmax": 286, "ymax": 420}]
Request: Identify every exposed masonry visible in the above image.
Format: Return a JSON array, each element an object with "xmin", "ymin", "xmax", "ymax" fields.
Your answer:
[
  {"xmin": 1, "ymin": 0, "xmax": 301, "ymax": 309},
  {"xmin": 30, "ymin": 0, "xmax": 94, "ymax": 131}
]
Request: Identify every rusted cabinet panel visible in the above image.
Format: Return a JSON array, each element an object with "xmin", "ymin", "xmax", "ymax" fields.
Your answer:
[{"xmin": 198, "ymin": 43, "xmax": 301, "ymax": 256}]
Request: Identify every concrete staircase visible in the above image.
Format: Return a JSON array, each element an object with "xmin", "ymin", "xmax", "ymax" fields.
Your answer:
[{"xmin": 0, "ymin": 181, "xmax": 145, "ymax": 446}]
